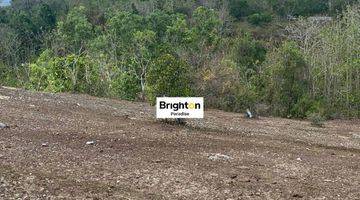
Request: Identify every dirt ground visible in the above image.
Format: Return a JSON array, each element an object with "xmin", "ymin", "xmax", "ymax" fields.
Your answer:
[{"xmin": 0, "ymin": 86, "xmax": 359, "ymax": 200}]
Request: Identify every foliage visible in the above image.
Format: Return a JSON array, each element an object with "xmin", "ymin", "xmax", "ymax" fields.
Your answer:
[
  {"xmin": 0, "ymin": 0, "xmax": 359, "ymax": 120},
  {"xmin": 146, "ymin": 54, "xmax": 192, "ymax": 105},
  {"xmin": 247, "ymin": 13, "xmax": 272, "ymax": 26},
  {"xmin": 231, "ymin": 34, "xmax": 267, "ymax": 74},
  {"xmin": 29, "ymin": 50, "xmax": 101, "ymax": 95},
  {"xmin": 33, "ymin": 3, "xmax": 56, "ymax": 33},
  {"xmin": 111, "ymin": 71, "xmax": 141, "ymax": 101},
  {"xmin": 191, "ymin": 6, "xmax": 222, "ymax": 46},
  {"xmin": 264, "ymin": 41, "xmax": 310, "ymax": 118},
  {"xmin": 308, "ymin": 113, "xmax": 325, "ymax": 127},
  {"xmin": 56, "ymin": 6, "xmax": 94, "ymax": 53},
  {"xmin": 271, "ymin": 0, "xmax": 329, "ymax": 16},
  {"xmin": 294, "ymin": 4, "xmax": 360, "ymax": 118},
  {"xmin": 229, "ymin": 0, "xmax": 250, "ymax": 19}
]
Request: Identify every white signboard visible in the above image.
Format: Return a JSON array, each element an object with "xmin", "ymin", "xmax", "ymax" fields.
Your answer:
[{"xmin": 156, "ymin": 97, "xmax": 204, "ymax": 119}]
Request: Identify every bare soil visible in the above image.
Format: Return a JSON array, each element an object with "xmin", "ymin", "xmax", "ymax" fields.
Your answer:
[{"xmin": 0, "ymin": 86, "xmax": 359, "ymax": 200}]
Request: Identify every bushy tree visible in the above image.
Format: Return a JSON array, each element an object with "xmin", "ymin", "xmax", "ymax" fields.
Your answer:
[
  {"xmin": 192, "ymin": 6, "xmax": 222, "ymax": 46},
  {"xmin": 146, "ymin": 54, "xmax": 192, "ymax": 104},
  {"xmin": 132, "ymin": 29, "xmax": 156, "ymax": 97},
  {"xmin": 29, "ymin": 50, "xmax": 101, "ymax": 95},
  {"xmin": 305, "ymin": 4, "xmax": 360, "ymax": 118},
  {"xmin": 0, "ymin": 8, "xmax": 8, "ymax": 23},
  {"xmin": 231, "ymin": 34, "xmax": 267, "ymax": 78},
  {"xmin": 264, "ymin": 41, "xmax": 310, "ymax": 118},
  {"xmin": 32, "ymin": 3, "xmax": 56, "ymax": 33},
  {"xmin": 229, "ymin": 0, "xmax": 250, "ymax": 19},
  {"xmin": 146, "ymin": 11, "xmax": 178, "ymax": 41},
  {"xmin": 165, "ymin": 14, "xmax": 191, "ymax": 46},
  {"xmin": 247, "ymin": 12, "xmax": 272, "ymax": 26},
  {"xmin": 106, "ymin": 11, "xmax": 143, "ymax": 48},
  {"xmin": 57, "ymin": 6, "xmax": 94, "ymax": 53},
  {"xmin": 8, "ymin": 10, "xmax": 38, "ymax": 60},
  {"xmin": 269, "ymin": 0, "xmax": 327, "ymax": 16},
  {"xmin": 111, "ymin": 71, "xmax": 141, "ymax": 101}
]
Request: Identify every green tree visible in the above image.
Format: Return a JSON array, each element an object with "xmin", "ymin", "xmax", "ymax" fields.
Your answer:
[
  {"xmin": 33, "ymin": 3, "xmax": 56, "ymax": 33},
  {"xmin": 111, "ymin": 71, "xmax": 141, "ymax": 101},
  {"xmin": 165, "ymin": 14, "xmax": 191, "ymax": 47},
  {"xmin": 146, "ymin": 11, "xmax": 178, "ymax": 41},
  {"xmin": 132, "ymin": 29, "xmax": 156, "ymax": 98},
  {"xmin": 264, "ymin": 41, "xmax": 310, "ymax": 118},
  {"xmin": 57, "ymin": 6, "xmax": 94, "ymax": 53},
  {"xmin": 305, "ymin": 4, "xmax": 360, "ymax": 117},
  {"xmin": 29, "ymin": 50, "xmax": 101, "ymax": 95},
  {"xmin": 0, "ymin": 8, "xmax": 8, "ymax": 23},
  {"xmin": 229, "ymin": 0, "xmax": 250, "ymax": 19},
  {"xmin": 9, "ymin": 10, "xmax": 38, "ymax": 61},
  {"xmin": 106, "ymin": 11, "xmax": 143, "ymax": 65},
  {"xmin": 192, "ymin": 6, "xmax": 222, "ymax": 47},
  {"xmin": 146, "ymin": 54, "xmax": 192, "ymax": 104},
  {"xmin": 231, "ymin": 34, "xmax": 267, "ymax": 81},
  {"xmin": 247, "ymin": 12, "xmax": 272, "ymax": 26}
]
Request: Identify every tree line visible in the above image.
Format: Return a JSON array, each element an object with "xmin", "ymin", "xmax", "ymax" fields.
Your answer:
[{"xmin": 0, "ymin": 0, "xmax": 359, "ymax": 119}]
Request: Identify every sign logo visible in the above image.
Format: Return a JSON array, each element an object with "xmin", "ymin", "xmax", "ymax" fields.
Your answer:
[{"xmin": 156, "ymin": 97, "xmax": 204, "ymax": 119}]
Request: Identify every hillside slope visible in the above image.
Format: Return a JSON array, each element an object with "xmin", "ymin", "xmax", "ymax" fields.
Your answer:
[{"xmin": 0, "ymin": 86, "xmax": 359, "ymax": 199}]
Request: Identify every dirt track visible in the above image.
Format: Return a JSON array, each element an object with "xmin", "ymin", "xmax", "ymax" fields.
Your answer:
[{"xmin": 0, "ymin": 86, "xmax": 359, "ymax": 200}]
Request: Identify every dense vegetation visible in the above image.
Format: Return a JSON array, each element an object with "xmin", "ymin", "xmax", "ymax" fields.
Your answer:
[{"xmin": 0, "ymin": 0, "xmax": 359, "ymax": 119}]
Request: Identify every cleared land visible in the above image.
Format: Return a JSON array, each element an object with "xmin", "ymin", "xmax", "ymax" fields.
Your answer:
[{"xmin": 0, "ymin": 86, "xmax": 359, "ymax": 199}]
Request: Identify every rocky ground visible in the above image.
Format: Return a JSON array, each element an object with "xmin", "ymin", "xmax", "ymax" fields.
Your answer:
[{"xmin": 0, "ymin": 86, "xmax": 359, "ymax": 199}]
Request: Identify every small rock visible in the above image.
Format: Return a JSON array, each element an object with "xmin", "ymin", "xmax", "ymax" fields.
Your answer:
[
  {"xmin": 0, "ymin": 123, "xmax": 9, "ymax": 129},
  {"xmin": 285, "ymin": 176, "xmax": 298, "ymax": 180},
  {"xmin": 292, "ymin": 194, "xmax": 304, "ymax": 198},
  {"xmin": 352, "ymin": 133, "xmax": 360, "ymax": 139},
  {"xmin": 208, "ymin": 153, "xmax": 232, "ymax": 161},
  {"xmin": 230, "ymin": 174, "xmax": 238, "ymax": 179},
  {"xmin": 0, "ymin": 95, "xmax": 10, "ymax": 100},
  {"xmin": 86, "ymin": 141, "xmax": 96, "ymax": 145},
  {"xmin": 296, "ymin": 157, "xmax": 302, "ymax": 161},
  {"xmin": 238, "ymin": 166, "xmax": 250, "ymax": 170},
  {"xmin": 239, "ymin": 178, "xmax": 251, "ymax": 183}
]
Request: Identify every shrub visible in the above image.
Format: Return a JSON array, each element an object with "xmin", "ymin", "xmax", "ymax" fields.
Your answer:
[
  {"xmin": 29, "ymin": 50, "xmax": 101, "ymax": 95},
  {"xmin": 229, "ymin": 0, "xmax": 250, "ymax": 19},
  {"xmin": 232, "ymin": 85, "xmax": 258, "ymax": 113},
  {"xmin": 0, "ymin": 62, "xmax": 20, "ymax": 87},
  {"xmin": 231, "ymin": 34, "xmax": 267, "ymax": 72},
  {"xmin": 111, "ymin": 71, "xmax": 141, "ymax": 101},
  {"xmin": 308, "ymin": 113, "xmax": 325, "ymax": 127},
  {"xmin": 263, "ymin": 41, "xmax": 309, "ymax": 118},
  {"xmin": 29, "ymin": 63, "xmax": 49, "ymax": 91},
  {"xmin": 290, "ymin": 95, "xmax": 325, "ymax": 119},
  {"xmin": 248, "ymin": 13, "xmax": 272, "ymax": 26},
  {"xmin": 146, "ymin": 54, "xmax": 192, "ymax": 105}
]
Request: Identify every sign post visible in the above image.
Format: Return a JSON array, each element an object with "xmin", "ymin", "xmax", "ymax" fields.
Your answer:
[{"xmin": 156, "ymin": 97, "xmax": 204, "ymax": 119}]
